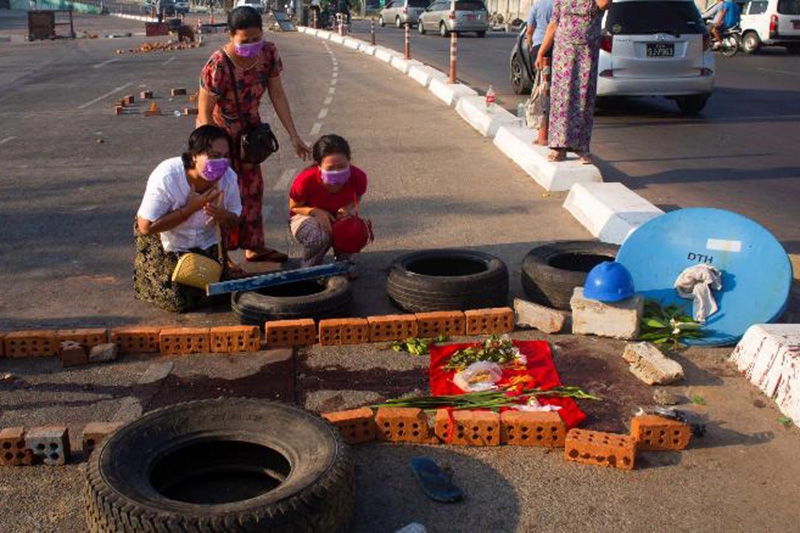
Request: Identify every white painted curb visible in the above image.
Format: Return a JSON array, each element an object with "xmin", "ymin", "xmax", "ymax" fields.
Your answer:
[
  {"xmin": 360, "ymin": 44, "xmax": 377, "ymax": 55},
  {"xmin": 562, "ymin": 182, "xmax": 662, "ymax": 243},
  {"xmin": 111, "ymin": 13, "xmax": 156, "ymax": 22},
  {"xmin": 330, "ymin": 34, "xmax": 345, "ymax": 44},
  {"xmin": 408, "ymin": 64, "xmax": 444, "ymax": 87},
  {"xmin": 391, "ymin": 56, "xmax": 422, "ymax": 74},
  {"xmin": 374, "ymin": 46, "xmax": 400, "ymax": 63},
  {"xmin": 343, "ymin": 37, "xmax": 362, "ymax": 50},
  {"xmin": 493, "ymin": 126, "xmax": 602, "ymax": 192},
  {"xmin": 317, "ymin": 30, "xmax": 332, "ymax": 39},
  {"xmin": 456, "ymin": 96, "xmax": 519, "ymax": 138},
  {"xmin": 428, "ymin": 77, "xmax": 477, "ymax": 107},
  {"xmin": 730, "ymin": 324, "xmax": 800, "ymax": 424}
]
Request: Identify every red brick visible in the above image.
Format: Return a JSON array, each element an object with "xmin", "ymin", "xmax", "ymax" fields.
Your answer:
[
  {"xmin": 159, "ymin": 327, "xmax": 211, "ymax": 355},
  {"xmin": 565, "ymin": 429, "xmax": 636, "ymax": 471},
  {"xmin": 56, "ymin": 328, "xmax": 108, "ymax": 350},
  {"xmin": 0, "ymin": 428, "xmax": 34, "ymax": 467},
  {"xmin": 210, "ymin": 326, "xmax": 260, "ymax": 353},
  {"xmin": 111, "ymin": 326, "xmax": 161, "ymax": 354},
  {"xmin": 58, "ymin": 341, "xmax": 88, "ymax": 368},
  {"xmin": 465, "ymin": 308, "xmax": 515, "ymax": 336},
  {"xmin": 265, "ymin": 319, "xmax": 317, "ymax": 349},
  {"xmin": 367, "ymin": 315, "xmax": 418, "ymax": 342},
  {"xmin": 183, "ymin": 107, "xmax": 199, "ymax": 115},
  {"xmin": 123, "ymin": 94, "xmax": 134, "ymax": 105},
  {"xmin": 82, "ymin": 422, "xmax": 125, "ymax": 457},
  {"xmin": 140, "ymin": 90, "xmax": 153, "ymax": 99},
  {"xmin": 434, "ymin": 409, "xmax": 500, "ymax": 446},
  {"xmin": 114, "ymin": 105, "xmax": 123, "ymax": 115},
  {"xmin": 171, "ymin": 87, "xmax": 187, "ymax": 96},
  {"xmin": 323, "ymin": 408, "xmax": 377, "ymax": 444},
  {"xmin": 376, "ymin": 407, "xmax": 432, "ymax": 443},
  {"xmin": 4, "ymin": 331, "xmax": 58, "ymax": 358},
  {"xmin": 415, "ymin": 311, "xmax": 466, "ymax": 338},
  {"xmin": 500, "ymin": 411, "xmax": 566, "ymax": 447},
  {"xmin": 319, "ymin": 318, "xmax": 369, "ymax": 346},
  {"xmin": 26, "ymin": 426, "xmax": 70, "ymax": 466},
  {"xmin": 630, "ymin": 415, "xmax": 692, "ymax": 451}
]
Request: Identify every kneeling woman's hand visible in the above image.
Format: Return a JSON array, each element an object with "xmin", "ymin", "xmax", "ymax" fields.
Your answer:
[
  {"xmin": 310, "ymin": 207, "xmax": 335, "ymax": 233},
  {"xmin": 202, "ymin": 191, "xmax": 239, "ymax": 229}
]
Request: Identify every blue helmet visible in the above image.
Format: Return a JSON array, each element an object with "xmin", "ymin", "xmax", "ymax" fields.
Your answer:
[{"xmin": 583, "ymin": 261, "xmax": 635, "ymax": 302}]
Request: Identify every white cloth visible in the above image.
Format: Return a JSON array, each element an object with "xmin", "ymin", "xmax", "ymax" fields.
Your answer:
[
  {"xmin": 674, "ymin": 264, "xmax": 722, "ymax": 323},
  {"xmin": 137, "ymin": 157, "xmax": 242, "ymax": 253}
]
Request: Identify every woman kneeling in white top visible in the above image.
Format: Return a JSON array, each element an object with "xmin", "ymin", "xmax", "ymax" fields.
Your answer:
[{"xmin": 134, "ymin": 125, "xmax": 242, "ymax": 313}]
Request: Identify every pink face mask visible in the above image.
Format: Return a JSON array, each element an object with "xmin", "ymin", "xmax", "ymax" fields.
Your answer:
[
  {"xmin": 200, "ymin": 158, "xmax": 230, "ymax": 182},
  {"xmin": 320, "ymin": 166, "xmax": 351, "ymax": 186},
  {"xmin": 234, "ymin": 40, "xmax": 263, "ymax": 58}
]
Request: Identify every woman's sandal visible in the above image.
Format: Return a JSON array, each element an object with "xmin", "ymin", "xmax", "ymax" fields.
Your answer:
[
  {"xmin": 245, "ymin": 248, "xmax": 289, "ymax": 263},
  {"xmin": 226, "ymin": 261, "xmax": 249, "ymax": 280},
  {"xmin": 577, "ymin": 152, "xmax": 594, "ymax": 165},
  {"xmin": 548, "ymin": 149, "xmax": 567, "ymax": 162}
]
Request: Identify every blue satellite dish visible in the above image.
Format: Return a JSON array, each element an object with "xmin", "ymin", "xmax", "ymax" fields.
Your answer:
[{"xmin": 616, "ymin": 208, "xmax": 792, "ymax": 347}]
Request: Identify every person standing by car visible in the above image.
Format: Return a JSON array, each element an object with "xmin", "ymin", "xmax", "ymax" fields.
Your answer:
[
  {"xmin": 526, "ymin": 0, "xmax": 554, "ymax": 67},
  {"xmin": 199, "ymin": 6, "xmax": 311, "ymax": 265},
  {"xmin": 337, "ymin": 0, "xmax": 351, "ymax": 25},
  {"xmin": 710, "ymin": 0, "xmax": 740, "ymax": 47},
  {"xmin": 535, "ymin": 0, "xmax": 611, "ymax": 163},
  {"xmin": 156, "ymin": 0, "xmax": 164, "ymax": 22}
]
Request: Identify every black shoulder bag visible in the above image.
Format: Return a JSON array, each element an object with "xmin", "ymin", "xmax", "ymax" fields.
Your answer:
[{"xmin": 222, "ymin": 50, "xmax": 280, "ymax": 165}]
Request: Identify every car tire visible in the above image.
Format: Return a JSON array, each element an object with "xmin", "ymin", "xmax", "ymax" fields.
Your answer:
[
  {"xmin": 476, "ymin": 31, "xmax": 486, "ymax": 38},
  {"xmin": 741, "ymin": 31, "xmax": 761, "ymax": 54},
  {"xmin": 231, "ymin": 276, "xmax": 353, "ymax": 325},
  {"xmin": 676, "ymin": 94, "xmax": 709, "ymax": 115},
  {"xmin": 418, "ymin": 19, "xmax": 426, "ymax": 34},
  {"xmin": 439, "ymin": 22, "xmax": 449, "ymax": 37},
  {"xmin": 521, "ymin": 241, "xmax": 620, "ymax": 310},
  {"xmin": 387, "ymin": 249, "xmax": 509, "ymax": 312},
  {"xmin": 85, "ymin": 399, "xmax": 355, "ymax": 533},
  {"xmin": 379, "ymin": 15, "xmax": 385, "ymax": 27},
  {"xmin": 511, "ymin": 53, "xmax": 529, "ymax": 95}
]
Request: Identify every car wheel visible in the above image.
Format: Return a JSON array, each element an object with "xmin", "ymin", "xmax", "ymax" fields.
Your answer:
[
  {"xmin": 476, "ymin": 31, "xmax": 486, "ymax": 38},
  {"xmin": 676, "ymin": 94, "xmax": 709, "ymax": 115},
  {"xmin": 418, "ymin": 19, "xmax": 426, "ymax": 34},
  {"xmin": 511, "ymin": 53, "xmax": 528, "ymax": 95},
  {"xmin": 741, "ymin": 31, "xmax": 761, "ymax": 54},
  {"xmin": 378, "ymin": 15, "xmax": 385, "ymax": 27},
  {"xmin": 439, "ymin": 22, "xmax": 449, "ymax": 37}
]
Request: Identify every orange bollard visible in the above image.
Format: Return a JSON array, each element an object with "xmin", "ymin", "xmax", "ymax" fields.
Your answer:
[
  {"xmin": 536, "ymin": 57, "xmax": 551, "ymax": 146},
  {"xmin": 448, "ymin": 30, "xmax": 458, "ymax": 84}
]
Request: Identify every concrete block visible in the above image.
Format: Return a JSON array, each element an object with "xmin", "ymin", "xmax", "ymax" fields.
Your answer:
[
  {"xmin": 265, "ymin": 319, "xmax": 317, "ymax": 349},
  {"xmin": 343, "ymin": 37, "xmax": 362, "ymax": 50},
  {"xmin": 493, "ymin": 125, "xmax": 602, "ymax": 192},
  {"xmin": 26, "ymin": 426, "xmax": 70, "ymax": 466},
  {"xmin": 570, "ymin": 287, "xmax": 643, "ymax": 340},
  {"xmin": 730, "ymin": 324, "xmax": 800, "ymax": 424},
  {"xmin": 89, "ymin": 343, "xmax": 119, "ymax": 363},
  {"xmin": 622, "ymin": 342, "xmax": 684, "ymax": 385},
  {"xmin": 139, "ymin": 90, "xmax": 153, "ymax": 99},
  {"xmin": 114, "ymin": 105, "xmax": 124, "ymax": 115},
  {"xmin": 82, "ymin": 422, "xmax": 125, "ymax": 458},
  {"xmin": 367, "ymin": 315, "xmax": 418, "ymax": 342},
  {"xmin": 56, "ymin": 328, "xmax": 108, "ymax": 350},
  {"xmin": 159, "ymin": 327, "xmax": 211, "ymax": 356},
  {"xmin": 464, "ymin": 308, "xmax": 515, "ymax": 336},
  {"xmin": 415, "ymin": 311, "xmax": 466, "ymax": 338},
  {"xmin": 630, "ymin": 415, "xmax": 691, "ymax": 451},
  {"xmin": 316, "ymin": 30, "xmax": 332, "ymax": 39},
  {"xmin": 434, "ymin": 410, "xmax": 500, "ymax": 446},
  {"xmin": 455, "ymin": 96, "xmax": 519, "ymax": 138},
  {"xmin": 376, "ymin": 407, "xmax": 432, "ymax": 443},
  {"xmin": 513, "ymin": 298, "xmax": 567, "ymax": 334},
  {"xmin": 4, "ymin": 331, "xmax": 58, "ymax": 358},
  {"xmin": 319, "ymin": 318, "xmax": 370, "ymax": 346},
  {"xmin": 500, "ymin": 411, "xmax": 566, "ymax": 447},
  {"xmin": 565, "ymin": 429, "xmax": 635, "ymax": 470},
  {"xmin": 209, "ymin": 326, "xmax": 260, "ymax": 353},
  {"xmin": 323, "ymin": 407, "xmax": 377, "ymax": 444},
  {"xmin": 428, "ymin": 77, "xmax": 478, "ymax": 107},
  {"xmin": 111, "ymin": 326, "xmax": 161, "ymax": 354},
  {"xmin": 330, "ymin": 33, "xmax": 345, "ymax": 44},
  {"xmin": 390, "ymin": 56, "xmax": 422, "ymax": 74},
  {"xmin": 360, "ymin": 43, "xmax": 377, "ymax": 55},
  {"xmin": 408, "ymin": 64, "xmax": 445, "ymax": 87},
  {"xmin": 58, "ymin": 341, "xmax": 88, "ymax": 368},
  {"xmin": 374, "ymin": 46, "xmax": 399, "ymax": 63},
  {"xmin": 563, "ymin": 182, "xmax": 664, "ymax": 245},
  {"xmin": 0, "ymin": 428, "xmax": 34, "ymax": 467}
]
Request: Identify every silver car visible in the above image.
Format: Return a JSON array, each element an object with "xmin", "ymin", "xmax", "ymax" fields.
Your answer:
[
  {"xmin": 379, "ymin": 0, "xmax": 429, "ymax": 27},
  {"xmin": 417, "ymin": 0, "xmax": 489, "ymax": 37}
]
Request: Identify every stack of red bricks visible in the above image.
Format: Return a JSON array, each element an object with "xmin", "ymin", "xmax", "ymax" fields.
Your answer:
[
  {"xmin": 322, "ymin": 406, "xmax": 693, "ymax": 471},
  {"xmin": 0, "ymin": 422, "xmax": 123, "ymax": 468}
]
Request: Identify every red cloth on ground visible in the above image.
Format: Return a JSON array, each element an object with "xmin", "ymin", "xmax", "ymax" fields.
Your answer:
[{"xmin": 429, "ymin": 340, "xmax": 586, "ymax": 429}]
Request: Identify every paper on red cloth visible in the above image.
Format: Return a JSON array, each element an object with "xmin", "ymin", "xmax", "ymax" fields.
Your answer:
[{"xmin": 429, "ymin": 340, "xmax": 586, "ymax": 429}]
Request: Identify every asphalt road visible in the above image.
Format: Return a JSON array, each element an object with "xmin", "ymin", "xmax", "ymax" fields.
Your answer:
[{"xmin": 358, "ymin": 22, "xmax": 800, "ymax": 252}]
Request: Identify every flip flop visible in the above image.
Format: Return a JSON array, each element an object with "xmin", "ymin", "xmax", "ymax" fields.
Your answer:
[
  {"xmin": 410, "ymin": 457, "xmax": 464, "ymax": 503},
  {"xmin": 245, "ymin": 248, "xmax": 289, "ymax": 263}
]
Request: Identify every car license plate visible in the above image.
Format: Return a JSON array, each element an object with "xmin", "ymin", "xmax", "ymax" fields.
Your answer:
[{"xmin": 646, "ymin": 43, "xmax": 675, "ymax": 57}]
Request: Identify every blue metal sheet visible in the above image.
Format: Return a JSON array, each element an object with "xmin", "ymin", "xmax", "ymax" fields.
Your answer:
[
  {"xmin": 206, "ymin": 262, "xmax": 351, "ymax": 296},
  {"xmin": 616, "ymin": 208, "xmax": 792, "ymax": 347}
]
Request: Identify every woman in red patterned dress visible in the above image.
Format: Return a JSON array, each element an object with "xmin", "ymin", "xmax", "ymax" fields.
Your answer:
[{"xmin": 198, "ymin": 6, "xmax": 311, "ymax": 264}]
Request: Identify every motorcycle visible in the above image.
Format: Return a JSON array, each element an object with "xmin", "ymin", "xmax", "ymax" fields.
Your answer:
[{"xmin": 704, "ymin": 17, "xmax": 742, "ymax": 57}]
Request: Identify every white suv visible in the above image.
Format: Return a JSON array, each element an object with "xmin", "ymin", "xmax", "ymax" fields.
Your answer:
[
  {"xmin": 740, "ymin": 0, "xmax": 800, "ymax": 53},
  {"xmin": 597, "ymin": 0, "xmax": 715, "ymax": 114}
]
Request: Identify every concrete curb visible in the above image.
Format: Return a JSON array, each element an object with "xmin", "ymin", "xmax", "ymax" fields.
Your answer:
[
  {"xmin": 456, "ymin": 96, "xmax": 519, "ymax": 138},
  {"xmin": 428, "ymin": 76, "xmax": 478, "ymax": 107},
  {"xmin": 408, "ymin": 64, "xmax": 445, "ymax": 87},
  {"xmin": 390, "ymin": 56, "xmax": 422, "ymax": 75},
  {"xmin": 374, "ymin": 45, "xmax": 401, "ymax": 63},
  {"xmin": 562, "ymin": 182, "xmax": 663, "ymax": 244},
  {"xmin": 110, "ymin": 13, "xmax": 156, "ymax": 22}
]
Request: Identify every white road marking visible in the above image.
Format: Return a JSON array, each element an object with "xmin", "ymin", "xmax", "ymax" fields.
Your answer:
[
  {"xmin": 77, "ymin": 82, "xmax": 132, "ymax": 109},
  {"xmin": 0, "ymin": 136, "xmax": 16, "ymax": 145},
  {"xmin": 92, "ymin": 59, "xmax": 119, "ymax": 69},
  {"xmin": 318, "ymin": 108, "xmax": 328, "ymax": 119},
  {"xmin": 310, "ymin": 122, "xmax": 322, "ymax": 135},
  {"xmin": 758, "ymin": 67, "xmax": 800, "ymax": 77},
  {"xmin": 273, "ymin": 167, "xmax": 297, "ymax": 190},
  {"xmin": 324, "ymin": 96, "xmax": 333, "ymax": 105},
  {"xmin": 331, "ymin": 79, "xmax": 337, "ymax": 85},
  {"xmin": 162, "ymin": 56, "xmax": 176, "ymax": 66},
  {"xmin": 332, "ymin": 72, "xmax": 338, "ymax": 78},
  {"xmin": 329, "ymin": 87, "xmax": 336, "ymax": 94}
]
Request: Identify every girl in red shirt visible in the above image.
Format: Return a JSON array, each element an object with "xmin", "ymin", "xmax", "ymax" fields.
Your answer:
[{"xmin": 289, "ymin": 135, "xmax": 368, "ymax": 268}]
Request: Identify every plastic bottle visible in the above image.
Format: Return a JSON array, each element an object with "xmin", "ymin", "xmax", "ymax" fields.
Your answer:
[
  {"xmin": 485, "ymin": 84, "xmax": 496, "ymax": 112},
  {"xmin": 516, "ymin": 101, "xmax": 526, "ymax": 127}
]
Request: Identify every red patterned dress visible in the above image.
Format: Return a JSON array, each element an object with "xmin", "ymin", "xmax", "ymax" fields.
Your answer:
[{"xmin": 200, "ymin": 43, "xmax": 283, "ymax": 251}]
